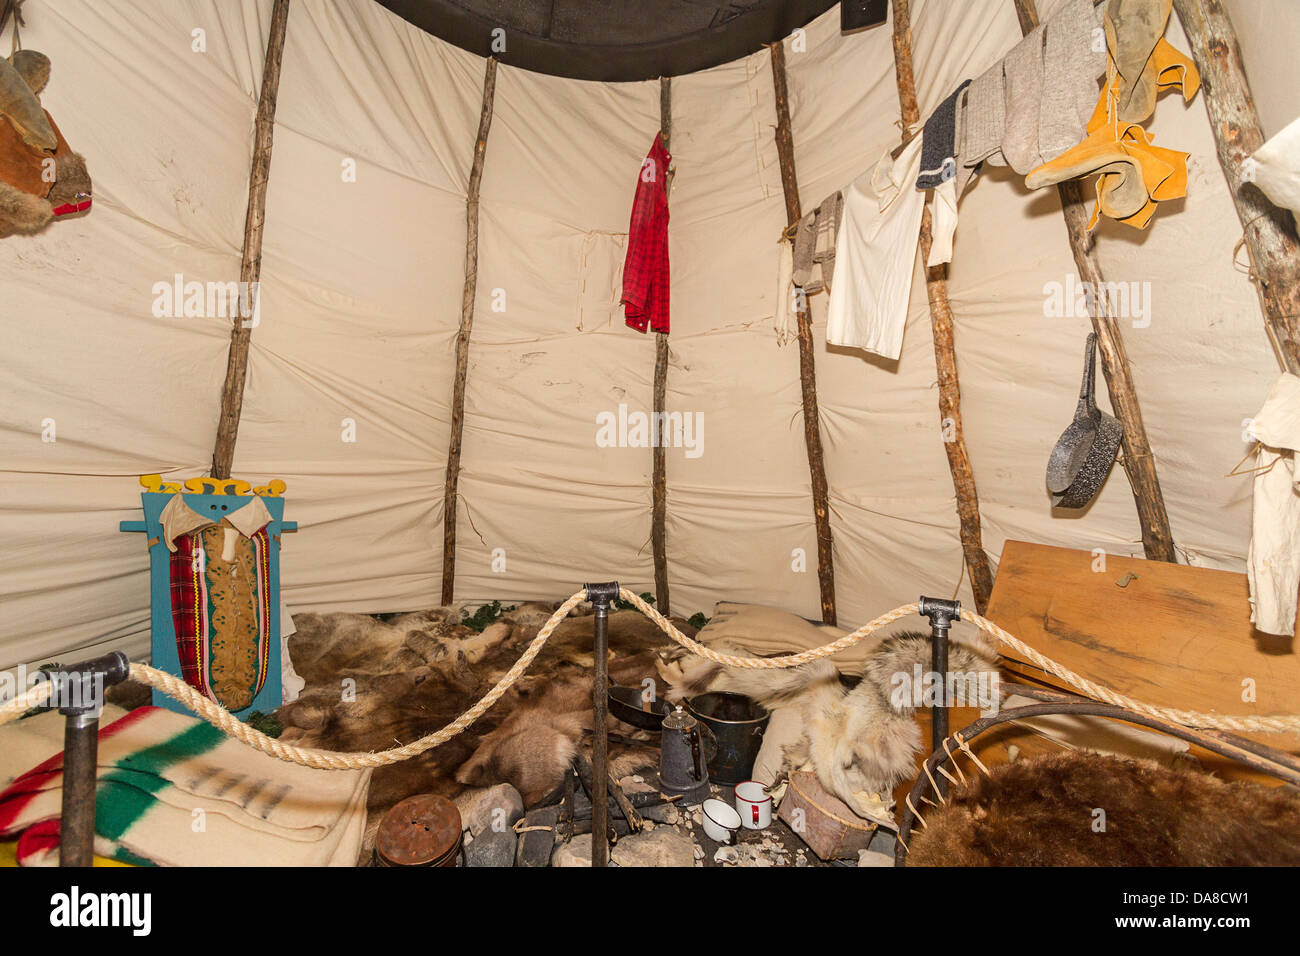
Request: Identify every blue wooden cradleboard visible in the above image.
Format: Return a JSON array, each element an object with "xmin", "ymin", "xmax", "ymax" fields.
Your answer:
[{"xmin": 119, "ymin": 475, "xmax": 296, "ymax": 720}]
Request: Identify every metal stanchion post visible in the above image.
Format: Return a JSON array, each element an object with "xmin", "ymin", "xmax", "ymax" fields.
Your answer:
[
  {"xmin": 584, "ymin": 581, "xmax": 619, "ymax": 867},
  {"xmin": 38, "ymin": 652, "xmax": 131, "ymax": 867},
  {"xmin": 917, "ymin": 597, "xmax": 960, "ymax": 799}
]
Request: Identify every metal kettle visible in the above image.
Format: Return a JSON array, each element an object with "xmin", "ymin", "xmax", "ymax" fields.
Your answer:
[{"xmin": 659, "ymin": 705, "xmax": 716, "ymax": 801}]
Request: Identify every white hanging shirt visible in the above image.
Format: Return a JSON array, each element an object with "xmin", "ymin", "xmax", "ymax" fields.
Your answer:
[
  {"xmin": 1248, "ymin": 372, "xmax": 1300, "ymax": 636},
  {"xmin": 1250, "ymin": 115, "xmax": 1300, "ymax": 222},
  {"xmin": 826, "ymin": 136, "xmax": 926, "ymax": 360}
]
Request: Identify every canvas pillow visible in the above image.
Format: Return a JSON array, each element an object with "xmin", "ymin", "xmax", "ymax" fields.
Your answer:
[{"xmin": 693, "ymin": 602, "xmax": 885, "ymax": 677}]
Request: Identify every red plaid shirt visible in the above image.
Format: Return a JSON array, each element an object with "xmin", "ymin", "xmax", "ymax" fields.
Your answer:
[{"xmin": 621, "ymin": 133, "xmax": 671, "ymax": 334}]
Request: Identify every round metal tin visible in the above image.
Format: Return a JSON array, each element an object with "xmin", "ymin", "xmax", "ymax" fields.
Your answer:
[{"xmin": 375, "ymin": 794, "xmax": 463, "ymax": 867}]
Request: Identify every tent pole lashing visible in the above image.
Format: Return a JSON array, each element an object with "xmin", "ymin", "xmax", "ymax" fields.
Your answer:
[
  {"xmin": 210, "ymin": 0, "xmax": 291, "ymax": 480},
  {"xmin": 769, "ymin": 40, "xmax": 838, "ymax": 626},
  {"xmin": 441, "ymin": 56, "xmax": 499, "ymax": 605},
  {"xmin": 1171, "ymin": 0, "xmax": 1300, "ymax": 377},
  {"xmin": 652, "ymin": 77, "xmax": 672, "ymax": 615},
  {"xmin": 889, "ymin": 0, "xmax": 995, "ymax": 613},
  {"xmin": 1011, "ymin": 0, "xmax": 1177, "ymax": 563}
]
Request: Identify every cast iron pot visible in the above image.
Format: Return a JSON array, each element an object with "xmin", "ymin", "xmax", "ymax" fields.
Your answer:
[{"xmin": 686, "ymin": 692, "xmax": 770, "ymax": 787}]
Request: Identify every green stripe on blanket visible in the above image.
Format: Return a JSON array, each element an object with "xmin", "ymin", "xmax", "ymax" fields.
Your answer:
[{"xmin": 97, "ymin": 723, "xmax": 225, "ymax": 840}]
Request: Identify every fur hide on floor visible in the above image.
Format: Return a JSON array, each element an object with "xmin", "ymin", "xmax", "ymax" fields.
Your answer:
[
  {"xmin": 276, "ymin": 604, "xmax": 686, "ymax": 850},
  {"xmin": 906, "ymin": 750, "xmax": 1300, "ymax": 866},
  {"xmin": 665, "ymin": 631, "xmax": 996, "ymax": 818}
]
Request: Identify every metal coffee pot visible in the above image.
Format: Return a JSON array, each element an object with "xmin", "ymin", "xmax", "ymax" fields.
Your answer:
[{"xmin": 658, "ymin": 705, "xmax": 716, "ymax": 805}]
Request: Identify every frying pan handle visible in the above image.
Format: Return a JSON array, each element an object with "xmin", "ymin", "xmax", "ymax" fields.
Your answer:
[{"xmin": 1078, "ymin": 332, "xmax": 1099, "ymax": 409}]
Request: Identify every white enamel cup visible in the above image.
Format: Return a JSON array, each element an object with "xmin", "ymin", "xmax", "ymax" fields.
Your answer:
[
  {"xmin": 734, "ymin": 780, "xmax": 773, "ymax": 830},
  {"xmin": 701, "ymin": 798, "xmax": 741, "ymax": 844}
]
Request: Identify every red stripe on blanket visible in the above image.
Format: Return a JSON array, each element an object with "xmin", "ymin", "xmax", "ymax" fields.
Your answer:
[
  {"xmin": 15, "ymin": 819, "xmax": 60, "ymax": 865},
  {"xmin": 0, "ymin": 707, "xmax": 155, "ymax": 834}
]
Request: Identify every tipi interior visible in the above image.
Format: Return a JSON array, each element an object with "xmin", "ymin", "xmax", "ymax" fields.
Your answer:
[{"xmin": 2, "ymin": 0, "xmax": 1300, "ymax": 873}]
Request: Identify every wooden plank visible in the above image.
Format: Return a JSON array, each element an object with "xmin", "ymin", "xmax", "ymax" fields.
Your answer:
[
  {"xmin": 984, "ymin": 540, "xmax": 1300, "ymax": 776},
  {"xmin": 210, "ymin": 0, "xmax": 291, "ymax": 480},
  {"xmin": 889, "ymin": 0, "xmax": 994, "ymax": 613},
  {"xmin": 769, "ymin": 40, "xmax": 837, "ymax": 626},
  {"xmin": 441, "ymin": 57, "xmax": 498, "ymax": 606},
  {"xmin": 1173, "ymin": 0, "xmax": 1300, "ymax": 376},
  {"xmin": 1011, "ymin": 0, "xmax": 1177, "ymax": 563}
]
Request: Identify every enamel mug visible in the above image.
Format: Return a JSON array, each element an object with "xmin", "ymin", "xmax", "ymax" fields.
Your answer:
[
  {"xmin": 734, "ymin": 780, "xmax": 772, "ymax": 830},
  {"xmin": 701, "ymin": 798, "xmax": 741, "ymax": 844}
]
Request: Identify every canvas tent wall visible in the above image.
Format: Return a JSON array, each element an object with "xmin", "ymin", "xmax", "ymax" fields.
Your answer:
[{"xmin": 0, "ymin": 0, "xmax": 1293, "ymax": 672}]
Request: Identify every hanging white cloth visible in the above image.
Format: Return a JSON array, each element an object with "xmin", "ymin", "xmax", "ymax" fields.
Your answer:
[
  {"xmin": 1250, "ymin": 115, "xmax": 1300, "ymax": 221},
  {"xmin": 1247, "ymin": 372, "xmax": 1300, "ymax": 636},
  {"xmin": 927, "ymin": 177, "xmax": 960, "ymax": 267},
  {"xmin": 774, "ymin": 238, "xmax": 794, "ymax": 346},
  {"xmin": 826, "ymin": 136, "xmax": 927, "ymax": 359},
  {"xmin": 280, "ymin": 602, "xmax": 304, "ymax": 704}
]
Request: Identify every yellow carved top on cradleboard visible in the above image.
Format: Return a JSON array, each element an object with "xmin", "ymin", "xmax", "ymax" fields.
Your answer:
[{"xmin": 139, "ymin": 475, "xmax": 286, "ymax": 497}]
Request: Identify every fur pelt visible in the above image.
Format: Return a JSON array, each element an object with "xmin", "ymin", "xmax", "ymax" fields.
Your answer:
[
  {"xmin": 0, "ymin": 178, "xmax": 51, "ymax": 234},
  {"xmin": 11, "ymin": 51, "xmax": 51, "ymax": 96},
  {"xmin": 277, "ymin": 605, "xmax": 685, "ymax": 849},
  {"xmin": 907, "ymin": 750, "xmax": 1300, "ymax": 866},
  {"xmin": 665, "ymin": 631, "xmax": 996, "ymax": 818},
  {"xmin": 48, "ymin": 149, "xmax": 91, "ymax": 210},
  {"xmin": 0, "ymin": 51, "xmax": 91, "ymax": 236}
]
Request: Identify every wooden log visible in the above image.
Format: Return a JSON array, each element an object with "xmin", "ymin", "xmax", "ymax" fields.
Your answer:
[
  {"xmin": 556, "ymin": 768, "xmax": 575, "ymax": 844},
  {"xmin": 889, "ymin": 0, "xmax": 995, "ymax": 613},
  {"xmin": 210, "ymin": 0, "xmax": 291, "ymax": 480},
  {"xmin": 571, "ymin": 817, "xmax": 635, "ymax": 839},
  {"xmin": 571, "ymin": 788, "xmax": 675, "ymax": 819},
  {"xmin": 605, "ymin": 770, "xmax": 644, "ymax": 833},
  {"xmin": 1172, "ymin": 0, "xmax": 1300, "ymax": 375},
  {"xmin": 441, "ymin": 57, "xmax": 498, "ymax": 606},
  {"xmin": 514, "ymin": 805, "xmax": 560, "ymax": 866},
  {"xmin": 1012, "ymin": 0, "xmax": 1177, "ymax": 563},
  {"xmin": 652, "ymin": 77, "xmax": 671, "ymax": 615},
  {"xmin": 769, "ymin": 41, "xmax": 838, "ymax": 626},
  {"xmin": 571, "ymin": 752, "xmax": 619, "ymax": 847}
]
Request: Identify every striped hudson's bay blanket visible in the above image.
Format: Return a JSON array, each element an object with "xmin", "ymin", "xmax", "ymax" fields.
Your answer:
[{"xmin": 0, "ymin": 707, "xmax": 368, "ymax": 866}]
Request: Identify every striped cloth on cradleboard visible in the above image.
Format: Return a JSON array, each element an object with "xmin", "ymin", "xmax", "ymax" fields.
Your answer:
[{"xmin": 169, "ymin": 526, "xmax": 272, "ymax": 712}]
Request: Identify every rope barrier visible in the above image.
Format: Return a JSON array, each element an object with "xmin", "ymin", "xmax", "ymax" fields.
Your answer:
[
  {"xmin": 3, "ymin": 587, "xmax": 1297, "ymax": 770},
  {"xmin": 0, "ymin": 678, "xmax": 52, "ymax": 726},
  {"xmin": 614, "ymin": 589, "xmax": 918, "ymax": 668},
  {"xmin": 618, "ymin": 589, "xmax": 1300, "ymax": 734},
  {"xmin": 0, "ymin": 590, "xmax": 587, "ymax": 770}
]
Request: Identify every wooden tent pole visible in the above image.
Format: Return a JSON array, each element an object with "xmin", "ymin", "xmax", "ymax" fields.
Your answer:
[
  {"xmin": 210, "ymin": 0, "xmax": 291, "ymax": 480},
  {"xmin": 652, "ymin": 78, "xmax": 672, "ymax": 615},
  {"xmin": 1012, "ymin": 0, "xmax": 1177, "ymax": 563},
  {"xmin": 770, "ymin": 41, "xmax": 837, "ymax": 626},
  {"xmin": 1171, "ymin": 0, "xmax": 1300, "ymax": 375},
  {"xmin": 441, "ymin": 57, "xmax": 499, "ymax": 606},
  {"xmin": 889, "ymin": 0, "xmax": 995, "ymax": 613}
]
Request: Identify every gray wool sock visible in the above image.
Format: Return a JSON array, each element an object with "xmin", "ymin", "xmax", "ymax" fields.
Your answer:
[{"xmin": 916, "ymin": 79, "xmax": 972, "ymax": 190}]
